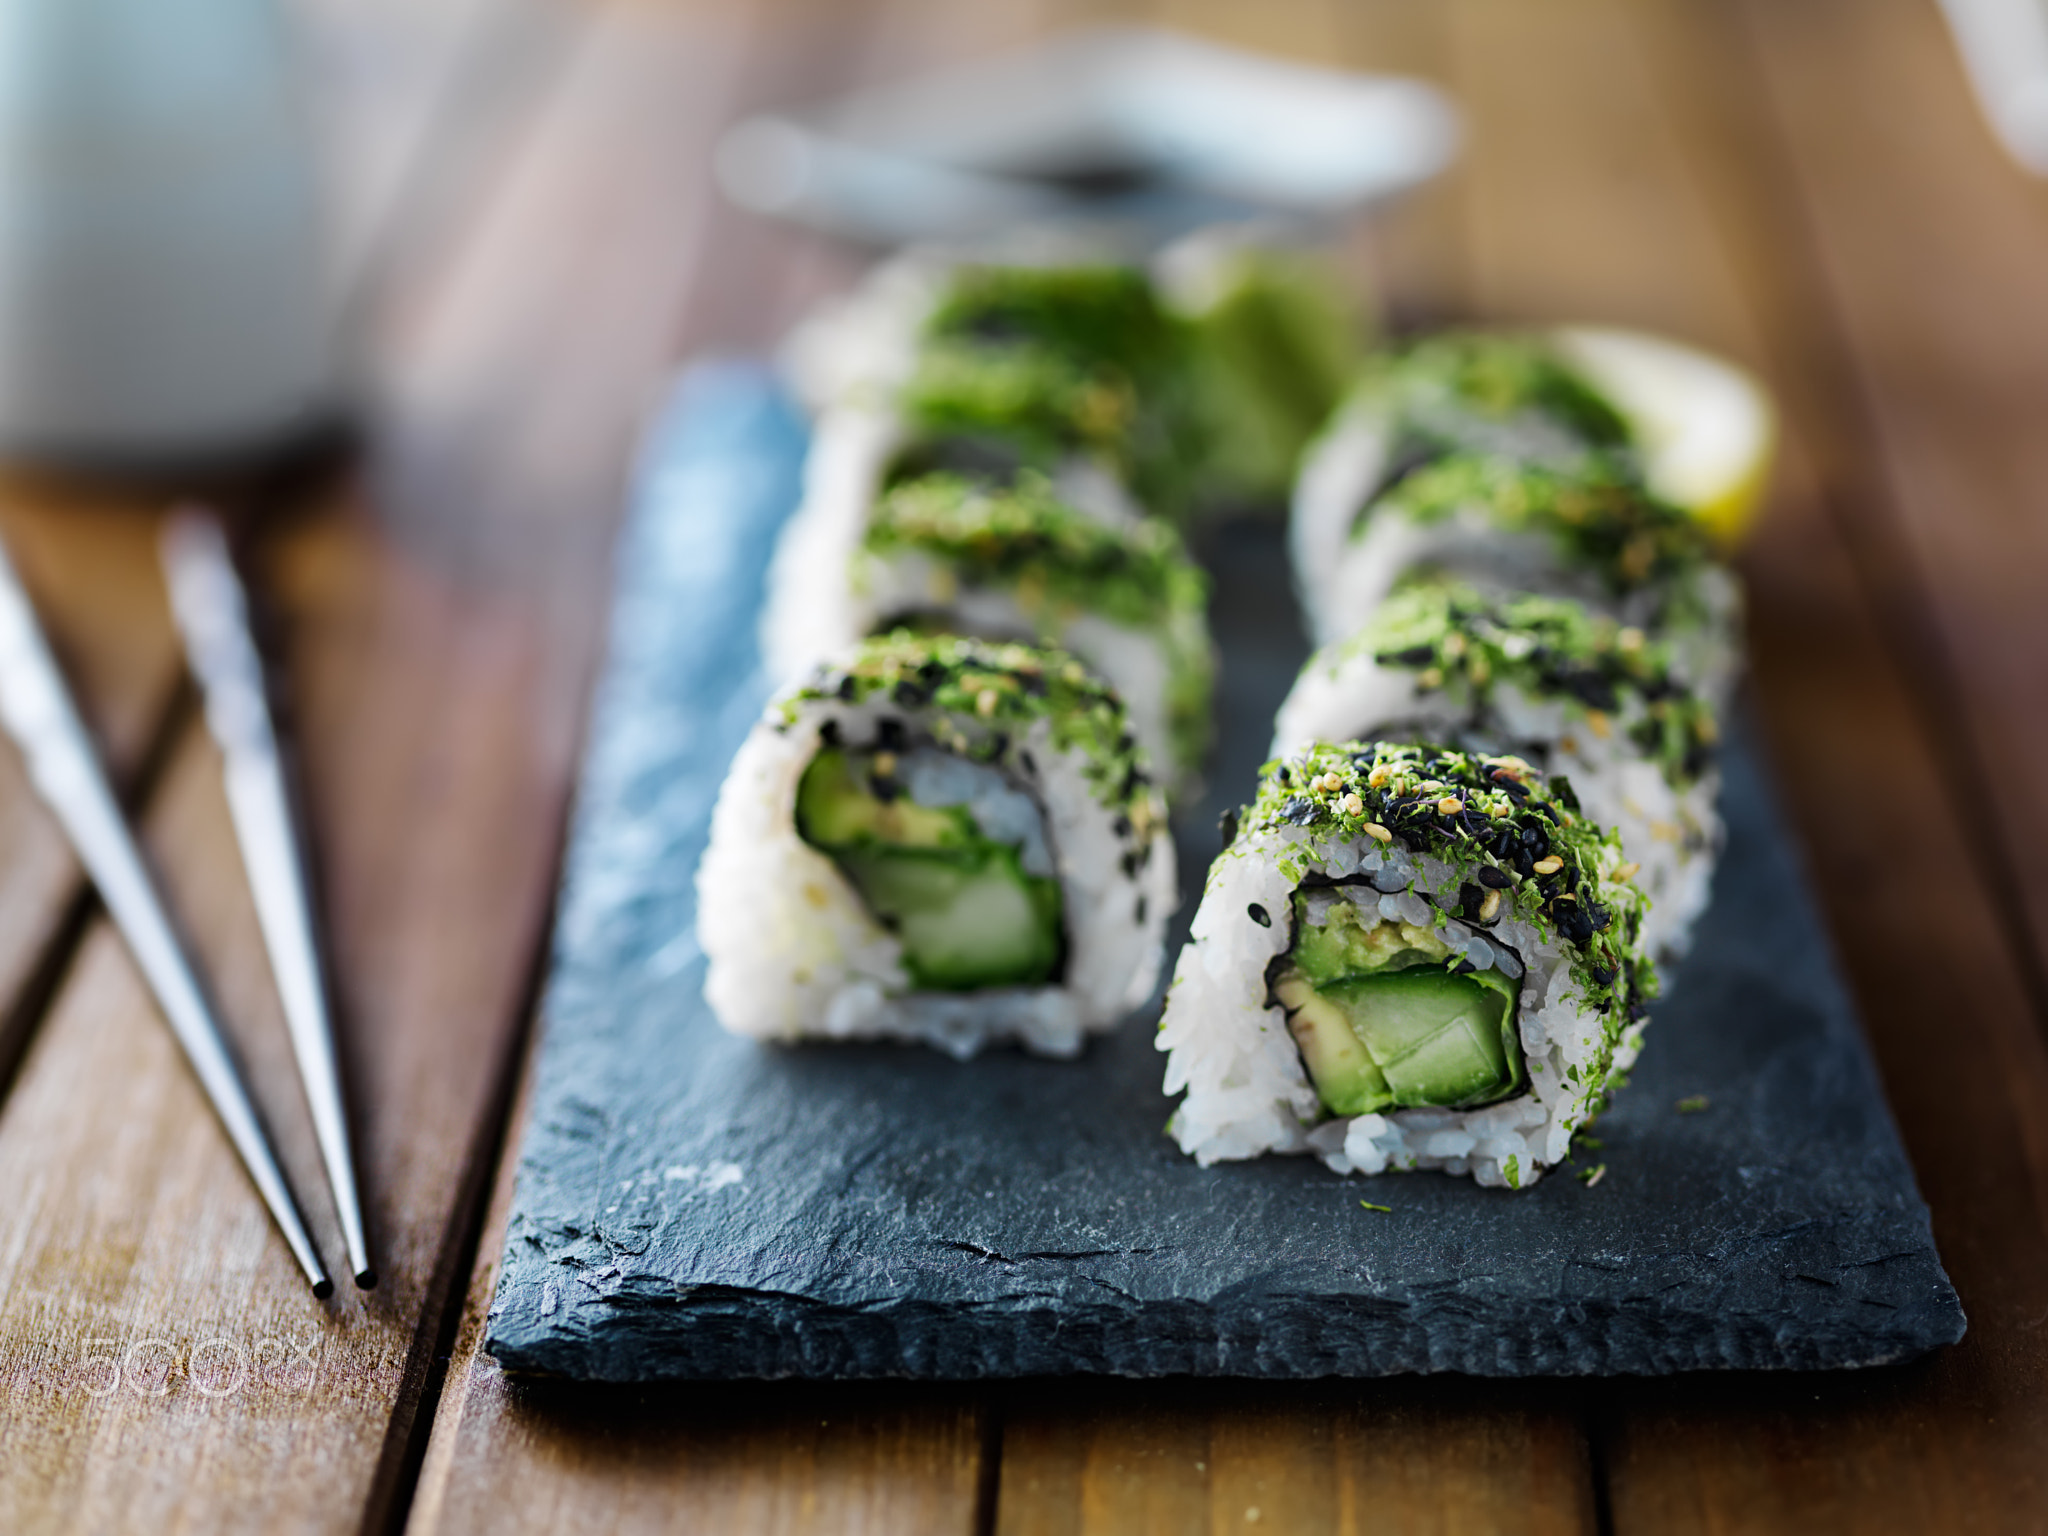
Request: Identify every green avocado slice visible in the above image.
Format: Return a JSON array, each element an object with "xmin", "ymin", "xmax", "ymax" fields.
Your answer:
[
  {"xmin": 795, "ymin": 747, "xmax": 970, "ymax": 849},
  {"xmin": 796, "ymin": 747, "xmax": 1065, "ymax": 991}
]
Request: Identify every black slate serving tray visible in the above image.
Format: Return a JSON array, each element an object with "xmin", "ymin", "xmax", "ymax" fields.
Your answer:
[{"xmin": 484, "ymin": 363, "xmax": 1964, "ymax": 1380}]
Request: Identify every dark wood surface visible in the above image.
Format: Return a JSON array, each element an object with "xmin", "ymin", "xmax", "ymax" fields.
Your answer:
[{"xmin": 0, "ymin": 0, "xmax": 2043, "ymax": 1529}]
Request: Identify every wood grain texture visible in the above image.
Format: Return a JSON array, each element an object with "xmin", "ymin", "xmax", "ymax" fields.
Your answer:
[
  {"xmin": 1721, "ymin": 0, "xmax": 2048, "ymax": 1012},
  {"xmin": 996, "ymin": 1380, "xmax": 1596, "ymax": 1536},
  {"xmin": 0, "ymin": 0, "xmax": 680, "ymax": 1527},
  {"xmin": 1576, "ymin": 1, "xmax": 2048, "ymax": 1527},
  {"xmin": 1440, "ymin": 0, "xmax": 2048, "ymax": 1526}
]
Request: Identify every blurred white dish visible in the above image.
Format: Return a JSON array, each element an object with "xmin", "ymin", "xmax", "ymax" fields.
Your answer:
[
  {"xmin": 0, "ymin": 0, "xmax": 338, "ymax": 464},
  {"xmin": 716, "ymin": 25, "xmax": 1459, "ymax": 246}
]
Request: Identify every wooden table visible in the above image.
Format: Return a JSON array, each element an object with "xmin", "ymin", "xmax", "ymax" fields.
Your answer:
[{"xmin": 1, "ymin": 0, "xmax": 2045, "ymax": 1529}]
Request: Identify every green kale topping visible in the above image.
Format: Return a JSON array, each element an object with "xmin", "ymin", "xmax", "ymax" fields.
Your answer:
[
  {"xmin": 1363, "ymin": 331, "xmax": 1632, "ymax": 451},
  {"xmin": 898, "ymin": 264, "xmax": 1206, "ymax": 517},
  {"xmin": 1346, "ymin": 332, "xmax": 1716, "ymax": 593},
  {"xmin": 785, "ymin": 631, "xmax": 1160, "ymax": 825},
  {"xmin": 865, "ymin": 472, "xmax": 1214, "ymax": 769},
  {"xmin": 1346, "ymin": 578, "xmax": 1720, "ymax": 786}
]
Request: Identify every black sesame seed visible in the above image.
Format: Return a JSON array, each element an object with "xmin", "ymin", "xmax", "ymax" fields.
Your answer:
[
  {"xmin": 1281, "ymin": 795, "xmax": 1318, "ymax": 825},
  {"xmin": 877, "ymin": 719, "xmax": 906, "ymax": 752},
  {"xmin": 836, "ymin": 675, "xmax": 857, "ymax": 701},
  {"xmin": 1453, "ymin": 958, "xmax": 1477, "ymax": 975},
  {"xmin": 1112, "ymin": 814, "xmax": 1132, "ymax": 838},
  {"xmin": 1136, "ymin": 895, "xmax": 1148, "ymax": 925},
  {"xmin": 1478, "ymin": 865, "xmax": 1511, "ymax": 890},
  {"xmin": 1590, "ymin": 964, "xmax": 1617, "ymax": 987},
  {"xmin": 1218, "ymin": 807, "xmax": 1239, "ymax": 849},
  {"xmin": 818, "ymin": 719, "xmax": 841, "ymax": 746},
  {"xmin": 1020, "ymin": 750, "xmax": 1038, "ymax": 777},
  {"xmin": 1248, "ymin": 903, "xmax": 1271, "ymax": 928}
]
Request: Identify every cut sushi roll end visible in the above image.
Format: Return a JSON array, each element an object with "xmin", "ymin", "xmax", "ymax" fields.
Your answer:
[
  {"xmin": 1159, "ymin": 740, "xmax": 1655, "ymax": 1188},
  {"xmin": 700, "ymin": 632, "xmax": 1176, "ymax": 1060}
]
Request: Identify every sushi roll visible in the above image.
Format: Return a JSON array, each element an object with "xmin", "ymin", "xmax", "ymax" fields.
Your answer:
[
  {"xmin": 1158, "ymin": 741, "xmax": 1654, "ymax": 1188},
  {"xmin": 1291, "ymin": 328, "xmax": 1767, "ymax": 706},
  {"xmin": 699, "ymin": 632, "xmax": 1175, "ymax": 1060},
  {"xmin": 768, "ymin": 256, "xmax": 1219, "ymax": 792},
  {"xmin": 784, "ymin": 252, "xmax": 1206, "ymax": 526},
  {"xmin": 1271, "ymin": 579, "xmax": 1721, "ymax": 959},
  {"xmin": 763, "ymin": 468, "xmax": 1215, "ymax": 796}
]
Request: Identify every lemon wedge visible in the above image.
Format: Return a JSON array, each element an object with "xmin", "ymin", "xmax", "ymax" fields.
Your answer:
[{"xmin": 1551, "ymin": 327, "xmax": 1776, "ymax": 548}]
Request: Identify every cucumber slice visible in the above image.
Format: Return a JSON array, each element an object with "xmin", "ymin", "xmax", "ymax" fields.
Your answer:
[
  {"xmin": 838, "ymin": 847, "xmax": 1063, "ymax": 990},
  {"xmin": 1332, "ymin": 968, "xmax": 1521, "ymax": 1110}
]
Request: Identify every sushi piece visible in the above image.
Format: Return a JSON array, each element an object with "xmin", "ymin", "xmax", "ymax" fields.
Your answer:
[
  {"xmin": 1291, "ymin": 329, "xmax": 1764, "ymax": 705},
  {"xmin": 763, "ymin": 468, "xmax": 1215, "ymax": 795},
  {"xmin": 1271, "ymin": 579, "xmax": 1721, "ymax": 959},
  {"xmin": 1158, "ymin": 741, "xmax": 1655, "ymax": 1188},
  {"xmin": 699, "ymin": 632, "xmax": 1175, "ymax": 1060},
  {"xmin": 768, "ymin": 256, "xmax": 1219, "ymax": 792},
  {"xmin": 784, "ymin": 252, "xmax": 1207, "ymax": 526}
]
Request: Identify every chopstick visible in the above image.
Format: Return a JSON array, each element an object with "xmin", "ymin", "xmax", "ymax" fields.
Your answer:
[
  {"xmin": 161, "ymin": 510, "xmax": 373, "ymax": 1291},
  {"xmin": 0, "ymin": 532, "xmax": 333, "ymax": 1296}
]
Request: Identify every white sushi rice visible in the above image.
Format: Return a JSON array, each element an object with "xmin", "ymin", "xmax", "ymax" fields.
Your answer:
[
  {"xmin": 699, "ymin": 693, "xmax": 1176, "ymax": 1060},
  {"xmin": 1271, "ymin": 650, "xmax": 1720, "ymax": 960},
  {"xmin": 1158, "ymin": 827, "xmax": 1639, "ymax": 1187},
  {"xmin": 1290, "ymin": 395, "xmax": 1745, "ymax": 712}
]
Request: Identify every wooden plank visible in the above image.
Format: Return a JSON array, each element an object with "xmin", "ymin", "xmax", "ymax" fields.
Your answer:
[
  {"xmin": 997, "ymin": 1379, "xmax": 1596, "ymax": 1536},
  {"xmin": 1551, "ymin": 0, "xmax": 2048, "ymax": 1526},
  {"xmin": 1442, "ymin": 0, "xmax": 2048, "ymax": 1524},
  {"xmin": 986, "ymin": 7, "xmax": 1605, "ymax": 1534},
  {"xmin": 1713, "ymin": 0, "xmax": 2048, "ymax": 1011},
  {"xmin": 0, "ymin": 0, "xmax": 768, "ymax": 1529}
]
